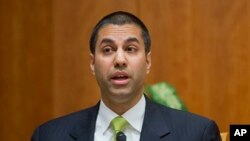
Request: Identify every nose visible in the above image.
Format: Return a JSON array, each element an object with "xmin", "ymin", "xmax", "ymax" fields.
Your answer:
[{"xmin": 114, "ymin": 49, "xmax": 127, "ymax": 68}]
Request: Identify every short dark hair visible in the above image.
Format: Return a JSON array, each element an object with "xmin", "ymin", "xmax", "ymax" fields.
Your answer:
[{"xmin": 89, "ymin": 11, "xmax": 151, "ymax": 54}]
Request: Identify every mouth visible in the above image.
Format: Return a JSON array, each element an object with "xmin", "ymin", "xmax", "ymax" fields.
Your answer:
[{"xmin": 110, "ymin": 71, "xmax": 130, "ymax": 86}]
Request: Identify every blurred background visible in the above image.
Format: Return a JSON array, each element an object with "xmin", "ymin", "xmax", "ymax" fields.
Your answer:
[{"xmin": 0, "ymin": 0, "xmax": 249, "ymax": 140}]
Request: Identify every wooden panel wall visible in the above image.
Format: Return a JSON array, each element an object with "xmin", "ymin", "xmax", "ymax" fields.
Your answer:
[
  {"xmin": 0, "ymin": 0, "xmax": 249, "ymax": 140},
  {"xmin": 0, "ymin": 0, "xmax": 54, "ymax": 140},
  {"xmin": 141, "ymin": 0, "xmax": 250, "ymax": 133}
]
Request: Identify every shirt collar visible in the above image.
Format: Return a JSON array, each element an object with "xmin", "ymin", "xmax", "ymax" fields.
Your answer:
[
  {"xmin": 97, "ymin": 95, "xmax": 146, "ymax": 134},
  {"xmin": 122, "ymin": 95, "xmax": 145, "ymax": 132},
  {"xmin": 97, "ymin": 100, "xmax": 117, "ymax": 135}
]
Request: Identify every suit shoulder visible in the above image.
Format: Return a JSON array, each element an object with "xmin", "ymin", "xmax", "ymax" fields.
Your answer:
[
  {"xmin": 31, "ymin": 104, "xmax": 99, "ymax": 140},
  {"xmin": 152, "ymin": 102, "xmax": 221, "ymax": 139},
  {"xmin": 36, "ymin": 104, "xmax": 98, "ymax": 131},
  {"xmin": 153, "ymin": 102, "xmax": 214, "ymax": 124}
]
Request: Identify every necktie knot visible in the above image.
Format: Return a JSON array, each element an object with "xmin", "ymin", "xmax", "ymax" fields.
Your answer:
[{"xmin": 111, "ymin": 116, "xmax": 128, "ymax": 133}]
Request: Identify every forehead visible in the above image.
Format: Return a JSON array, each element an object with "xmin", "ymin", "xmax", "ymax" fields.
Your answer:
[{"xmin": 97, "ymin": 24, "xmax": 143, "ymax": 41}]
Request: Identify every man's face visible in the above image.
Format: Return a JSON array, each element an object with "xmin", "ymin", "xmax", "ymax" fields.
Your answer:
[{"xmin": 90, "ymin": 24, "xmax": 151, "ymax": 104}]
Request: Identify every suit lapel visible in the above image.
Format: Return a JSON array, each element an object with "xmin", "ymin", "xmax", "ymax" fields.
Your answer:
[
  {"xmin": 68, "ymin": 98, "xmax": 171, "ymax": 141},
  {"xmin": 69, "ymin": 102, "xmax": 100, "ymax": 141},
  {"xmin": 140, "ymin": 98, "xmax": 170, "ymax": 141}
]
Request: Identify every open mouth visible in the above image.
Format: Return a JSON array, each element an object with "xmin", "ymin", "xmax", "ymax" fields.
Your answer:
[
  {"xmin": 111, "ymin": 72, "xmax": 129, "ymax": 85},
  {"xmin": 112, "ymin": 75, "xmax": 129, "ymax": 80}
]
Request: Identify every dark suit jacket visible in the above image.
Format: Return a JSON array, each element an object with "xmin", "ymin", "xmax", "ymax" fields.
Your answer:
[{"xmin": 31, "ymin": 98, "xmax": 221, "ymax": 141}]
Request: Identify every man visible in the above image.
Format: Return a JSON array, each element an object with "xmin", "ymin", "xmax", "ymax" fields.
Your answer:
[{"xmin": 32, "ymin": 11, "xmax": 221, "ymax": 141}]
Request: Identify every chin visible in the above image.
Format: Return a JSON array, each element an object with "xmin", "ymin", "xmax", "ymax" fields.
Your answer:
[{"xmin": 110, "ymin": 90, "xmax": 132, "ymax": 101}]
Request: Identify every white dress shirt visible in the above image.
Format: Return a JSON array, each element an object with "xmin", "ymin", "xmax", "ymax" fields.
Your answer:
[{"xmin": 94, "ymin": 95, "xmax": 146, "ymax": 141}]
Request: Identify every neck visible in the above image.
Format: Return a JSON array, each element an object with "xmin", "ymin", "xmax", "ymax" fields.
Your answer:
[{"xmin": 102, "ymin": 93, "xmax": 143, "ymax": 115}]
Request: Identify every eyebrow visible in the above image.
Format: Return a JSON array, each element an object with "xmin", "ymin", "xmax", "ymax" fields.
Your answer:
[
  {"xmin": 99, "ymin": 38, "xmax": 114, "ymax": 45},
  {"xmin": 99, "ymin": 37, "xmax": 140, "ymax": 46},
  {"xmin": 125, "ymin": 37, "xmax": 140, "ymax": 44}
]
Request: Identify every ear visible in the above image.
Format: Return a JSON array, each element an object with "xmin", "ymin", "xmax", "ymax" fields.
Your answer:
[
  {"xmin": 90, "ymin": 53, "xmax": 95, "ymax": 75},
  {"xmin": 146, "ymin": 51, "xmax": 151, "ymax": 74}
]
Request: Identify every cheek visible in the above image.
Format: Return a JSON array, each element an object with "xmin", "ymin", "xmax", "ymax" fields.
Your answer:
[
  {"xmin": 94, "ymin": 59, "xmax": 111, "ymax": 75},
  {"xmin": 131, "ymin": 59, "xmax": 148, "ymax": 75}
]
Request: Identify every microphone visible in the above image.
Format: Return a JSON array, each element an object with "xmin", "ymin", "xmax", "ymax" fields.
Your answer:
[{"xmin": 116, "ymin": 131, "xmax": 126, "ymax": 141}]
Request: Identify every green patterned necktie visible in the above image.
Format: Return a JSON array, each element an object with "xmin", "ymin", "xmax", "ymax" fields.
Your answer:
[{"xmin": 111, "ymin": 116, "xmax": 128, "ymax": 141}]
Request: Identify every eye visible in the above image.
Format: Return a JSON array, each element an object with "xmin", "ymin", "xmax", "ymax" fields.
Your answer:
[
  {"xmin": 126, "ymin": 46, "xmax": 137, "ymax": 53},
  {"xmin": 102, "ymin": 46, "xmax": 113, "ymax": 54}
]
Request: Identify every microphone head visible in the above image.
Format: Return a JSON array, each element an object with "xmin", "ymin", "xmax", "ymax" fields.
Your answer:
[{"xmin": 116, "ymin": 131, "xmax": 126, "ymax": 141}]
